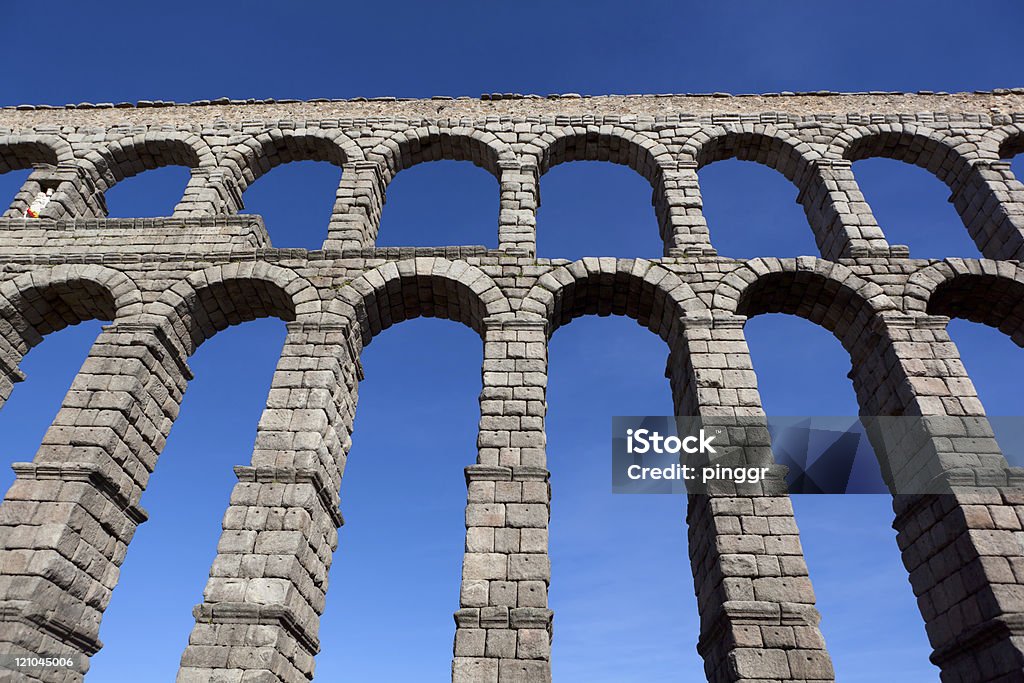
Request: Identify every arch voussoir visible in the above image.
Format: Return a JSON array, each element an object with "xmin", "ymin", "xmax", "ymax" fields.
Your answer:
[
  {"xmin": 146, "ymin": 263, "xmax": 315, "ymax": 357},
  {"xmin": 521, "ymin": 258, "xmax": 705, "ymax": 342},
  {"xmin": 908, "ymin": 259, "xmax": 1024, "ymax": 345},
  {"xmin": 714, "ymin": 257, "xmax": 895, "ymax": 352},
  {"xmin": 335, "ymin": 257, "xmax": 509, "ymax": 345},
  {"xmin": 0, "ymin": 265, "xmax": 140, "ymax": 355}
]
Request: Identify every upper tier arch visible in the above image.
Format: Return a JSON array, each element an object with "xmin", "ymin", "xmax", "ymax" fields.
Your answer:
[
  {"xmin": 0, "ymin": 134, "xmax": 74, "ymax": 172},
  {"xmin": 678, "ymin": 124, "xmax": 883, "ymax": 259},
  {"xmin": 81, "ymin": 132, "xmax": 216, "ymax": 197},
  {"xmin": 220, "ymin": 128, "xmax": 364, "ymax": 196},
  {"xmin": 682, "ymin": 124, "xmax": 816, "ymax": 181},
  {"xmin": 980, "ymin": 124, "xmax": 1024, "ymax": 160},
  {"xmin": 833, "ymin": 123, "xmax": 976, "ymax": 186},
  {"xmin": 528, "ymin": 125, "xmax": 671, "ymax": 183},
  {"xmin": 368, "ymin": 127, "xmax": 514, "ymax": 187}
]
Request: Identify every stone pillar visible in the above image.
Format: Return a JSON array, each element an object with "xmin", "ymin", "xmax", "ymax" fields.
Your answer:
[
  {"xmin": 0, "ymin": 321, "xmax": 191, "ymax": 681},
  {"xmin": 453, "ymin": 317, "xmax": 551, "ymax": 683},
  {"xmin": 323, "ymin": 161, "xmax": 386, "ymax": 251},
  {"xmin": 668, "ymin": 312, "xmax": 835, "ymax": 683},
  {"xmin": 497, "ymin": 161, "xmax": 538, "ymax": 255},
  {"xmin": 798, "ymin": 159, "xmax": 902, "ymax": 259},
  {"xmin": 0, "ymin": 350, "xmax": 25, "ymax": 408},
  {"xmin": 950, "ymin": 160, "xmax": 1024, "ymax": 260},
  {"xmin": 171, "ymin": 168, "xmax": 236, "ymax": 217},
  {"xmin": 3, "ymin": 163, "xmax": 106, "ymax": 219},
  {"xmin": 178, "ymin": 321, "xmax": 360, "ymax": 683},
  {"xmin": 0, "ymin": 319, "xmax": 29, "ymax": 411},
  {"xmin": 660, "ymin": 161, "xmax": 717, "ymax": 258},
  {"xmin": 853, "ymin": 313, "xmax": 1024, "ymax": 682}
]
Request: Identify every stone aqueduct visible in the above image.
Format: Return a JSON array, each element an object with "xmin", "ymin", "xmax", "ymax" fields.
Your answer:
[{"xmin": 1, "ymin": 91, "xmax": 1024, "ymax": 682}]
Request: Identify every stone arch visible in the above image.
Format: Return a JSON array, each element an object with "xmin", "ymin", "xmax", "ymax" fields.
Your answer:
[
  {"xmin": 835, "ymin": 123, "xmax": 976, "ymax": 187},
  {"xmin": 335, "ymin": 257, "xmax": 511, "ymax": 346},
  {"xmin": 367, "ymin": 128, "xmax": 517, "ymax": 252},
  {"xmin": 906, "ymin": 259, "xmax": 1024, "ymax": 346},
  {"xmin": 683, "ymin": 124, "xmax": 817, "ymax": 182},
  {"xmin": 0, "ymin": 134, "xmax": 74, "ymax": 172},
  {"xmin": 219, "ymin": 128, "xmax": 365, "ymax": 196},
  {"xmin": 680, "ymin": 124, "xmax": 875, "ymax": 258},
  {"xmin": 713, "ymin": 257, "xmax": 896, "ymax": 354},
  {"xmin": 216, "ymin": 128, "xmax": 375, "ymax": 247},
  {"xmin": 835, "ymin": 123, "xmax": 1024, "ymax": 259},
  {"xmin": 0, "ymin": 265, "xmax": 141, "ymax": 407},
  {"xmin": 712, "ymin": 258, "xmax": 907, "ymax": 483},
  {"xmin": 979, "ymin": 124, "xmax": 1024, "ymax": 161},
  {"xmin": 521, "ymin": 258, "xmax": 705, "ymax": 343},
  {"xmin": 368, "ymin": 126, "xmax": 513, "ymax": 187},
  {"xmin": 526, "ymin": 126, "xmax": 710, "ymax": 256},
  {"xmin": 146, "ymin": 262, "xmax": 321, "ymax": 358},
  {"xmin": 529, "ymin": 125, "xmax": 677, "ymax": 237},
  {"xmin": 0, "ymin": 264, "xmax": 141, "ymax": 356},
  {"xmin": 529, "ymin": 125, "xmax": 671, "ymax": 184},
  {"xmin": 0, "ymin": 135, "xmax": 81, "ymax": 218},
  {"xmin": 173, "ymin": 262, "xmax": 508, "ymax": 682},
  {"xmin": 81, "ymin": 131, "xmax": 215, "ymax": 196},
  {"xmin": 71, "ymin": 132, "xmax": 216, "ymax": 218}
]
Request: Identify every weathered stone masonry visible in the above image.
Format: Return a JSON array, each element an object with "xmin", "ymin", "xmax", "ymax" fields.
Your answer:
[{"xmin": 1, "ymin": 91, "xmax": 1024, "ymax": 682}]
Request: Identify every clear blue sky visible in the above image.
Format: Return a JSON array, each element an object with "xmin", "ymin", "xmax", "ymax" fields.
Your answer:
[{"xmin": 1, "ymin": 1, "xmax": 1023, "ymax": 681}]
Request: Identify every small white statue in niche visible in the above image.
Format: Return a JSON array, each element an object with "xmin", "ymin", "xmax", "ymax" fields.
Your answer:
[{"xmin": 24, "ymin": 188, "xmax": 54, "ymax": 218}]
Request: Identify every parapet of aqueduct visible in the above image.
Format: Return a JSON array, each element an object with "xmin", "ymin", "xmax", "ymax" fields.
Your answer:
[{"xmin": 1, "ymin": 90, "xmax": 1024, "ymax": 683}]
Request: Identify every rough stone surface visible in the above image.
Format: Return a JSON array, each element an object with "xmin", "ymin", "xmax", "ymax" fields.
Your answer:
[{"xmin": 0, "ymin": 92, "xmax": 1022, "ymax": 682}]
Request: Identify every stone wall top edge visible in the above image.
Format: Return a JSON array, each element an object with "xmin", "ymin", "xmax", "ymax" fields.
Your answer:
[
  {"xmin": 1, "ymin": 91, "xmax": 1023, "ymax": 129},
  {"xmin": 0, "ymin": 247, "xmax": 1008, "ymax": 270}
]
